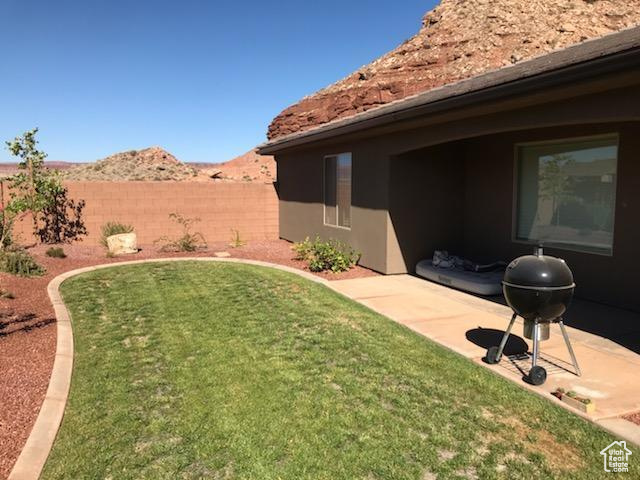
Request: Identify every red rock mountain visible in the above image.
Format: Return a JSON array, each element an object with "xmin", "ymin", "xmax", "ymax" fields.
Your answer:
[
  {"xmin": 210, "ymin": 148, "xmax": 275, "ymax": 182},
  {"xmin": 267, "ymin": 0, "xmax": 640, "ymax": 139}
]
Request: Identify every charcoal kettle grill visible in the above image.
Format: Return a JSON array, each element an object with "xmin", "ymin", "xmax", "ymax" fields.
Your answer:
[{"xmin": 485, "ymin": 246, "xmax": 581, "ymax": 385}]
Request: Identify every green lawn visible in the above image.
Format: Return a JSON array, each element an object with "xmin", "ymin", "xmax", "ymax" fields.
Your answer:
[{"xmin": 43, "ymin": 262, "xmax": 633, "ymax": 479}]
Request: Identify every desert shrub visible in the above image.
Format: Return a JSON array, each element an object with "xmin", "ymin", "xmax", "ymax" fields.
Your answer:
[
  {"xmin": 292, "ymin": 236, "xmax": 360, "ymax": 273},
  {"xmin": 0, "ymin": 247, "xmax": 45, "ymax": 277},
  {"xmin": 46, "ymin": 246, "xmax": 67, "ymax": 258},
  {"xmin": 4, "ymin": 129, "xmax": 64, "ymax": 246},
  {"xmin": 229, "ymin": 229, "xmax": 245, "ymax": 248},
  {"xmin": 0, "ymin": 289, "xmax": 15, "ymax": 299},
  {"xmin": 36, "ymin": 186, "xmax": 87, "ymax": 244},
  {"xmin": 155, "ymin": 213, "xmax": 207, "ymax": 252},
  {"xmin": 100, "ymin": 222, "xmax": 134, "ymax": 248}
]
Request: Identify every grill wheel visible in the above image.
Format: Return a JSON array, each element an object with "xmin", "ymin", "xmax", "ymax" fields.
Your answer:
[{"xmin": 528, "ymin": 365, "xmax": 547, "ymax": 386}]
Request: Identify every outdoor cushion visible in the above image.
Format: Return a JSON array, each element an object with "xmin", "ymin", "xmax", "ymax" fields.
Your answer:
[{"xmin": 415, "ymin": 259, "xmax": 504, "ymax": 296}]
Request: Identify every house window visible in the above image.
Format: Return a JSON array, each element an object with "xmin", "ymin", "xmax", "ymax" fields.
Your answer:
[
  {"xmin": 324, "ymin": 153, "xmax": 352, "ymax": 228},
  {"xmin": 516, "ymin": 135, "xmax": 618, "ymax": 255}
]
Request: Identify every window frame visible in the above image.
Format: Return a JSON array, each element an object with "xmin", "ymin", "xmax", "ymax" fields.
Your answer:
[
  {"xmin": 322, "ymin": 152, "xmax": 352, "ymax": 230},
  {"xmin": 511, "ymin": 133, "xmax": 619, "ymax": 257}
]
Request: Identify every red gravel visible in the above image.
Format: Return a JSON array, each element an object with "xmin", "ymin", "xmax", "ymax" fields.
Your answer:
[
  {"xmin": 0, "ymin": 239, "xmax": 377, "ymax": 478},
  {"xmin": 623, "ymin": 411, "xmax": 640, "ymax": 426}
]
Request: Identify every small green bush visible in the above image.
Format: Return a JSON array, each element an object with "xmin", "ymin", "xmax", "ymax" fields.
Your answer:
[
  {"xmin": 292, "ymin": 237, "xmax": 314, "ymax": 261},
  {"xmin": 46, "ymin": 247, "xmax": 67, "ymax": 258},
  {"xmin": 168, "ymin": 234, "xmax": 203, "ymax": 252},
  {"xmin": 155, "ymin": 213, "xmax": 207, "ymax": 252},
  {"xmin": 293, "ymin": 236, "xmax": 360, "ymax": 273},
  {"xmin": 100, "ymin": 222, "xmax": 134, "ymax": 248},
  {"xmin": 0, "ymin": 248, "xmax": 45, "ymax": 277}
]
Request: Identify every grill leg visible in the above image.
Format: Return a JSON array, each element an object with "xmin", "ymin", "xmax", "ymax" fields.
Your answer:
[
  {"xmin": 531, "ymin": 321, "xmax": 540, "ymax": 368},
  {"xmin": 495, "ymin": 313, "xmax": 518, "ymax": 362},
  {"xmin": 558, "ymin": 319, "xmax": 582, "ymax": 377},
  {"xmin": 527, "ymin": 322, "xmax": 547, "ymax": 386}
]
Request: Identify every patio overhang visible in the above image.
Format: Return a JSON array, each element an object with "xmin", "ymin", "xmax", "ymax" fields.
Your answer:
[{"xmin": 259, "ymin": 26, "xmax": 640, "ymax": 155}]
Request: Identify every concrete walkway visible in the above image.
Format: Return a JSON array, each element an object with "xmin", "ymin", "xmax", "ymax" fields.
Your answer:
[{"xmin": 329, "ymin": 274, "xmax": 640, "ymax": 444}]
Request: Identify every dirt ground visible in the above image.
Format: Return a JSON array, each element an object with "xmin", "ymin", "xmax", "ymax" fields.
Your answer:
[
  {"xmin": 0, "ymin": 239, "xmax": 376, "ymax": 479},
  {"xmin": 623, "ymin": 411, "xmax": 640, "ymax": 426}
]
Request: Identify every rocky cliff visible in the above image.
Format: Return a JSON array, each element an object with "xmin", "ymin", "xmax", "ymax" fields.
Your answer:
[{"xmin": 267, "ymin": 0, "xmax": 640, "ymax": 139}]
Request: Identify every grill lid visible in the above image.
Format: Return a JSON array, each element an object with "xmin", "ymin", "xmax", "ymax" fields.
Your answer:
[{"xmin": 503, "ymin": 246, "xmax": 574, "ymax": 289}]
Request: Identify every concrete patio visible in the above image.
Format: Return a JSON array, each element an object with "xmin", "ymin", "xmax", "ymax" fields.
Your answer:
[{"xmin": 329, "ymin": 274, "xmax": 640, "ymax": 444}]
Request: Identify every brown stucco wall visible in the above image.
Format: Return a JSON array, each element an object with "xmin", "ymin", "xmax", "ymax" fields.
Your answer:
[
  {"xmin": 274, "ymin": 81, "xmax": 640, "ymax": 309},
  {"xmin": 382, "ymin": 121, "xmax": 640, "ymax": 311},
  {"xmin": 387, "ymin": 143, "xmax": 465, "ymax": 272},
  {"xmin": 277, "ymin": 142, "xmax": 390, "ymax": 273},
  {"xmin": 382, "ymin": 84, "xmax": 640, "ymax": 271}
]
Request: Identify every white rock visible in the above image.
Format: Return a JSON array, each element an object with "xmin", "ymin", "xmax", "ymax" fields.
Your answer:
[{"xmin": 107, "ymin": 233, "xmax": 138, "ymax": 255}]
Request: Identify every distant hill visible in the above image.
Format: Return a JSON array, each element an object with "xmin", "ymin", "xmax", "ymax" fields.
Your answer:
[
  {"xmin": 0, "ymin": 161, "xmax": 81, "ymax": 178},
  {"xmin": 1, "ymin": 146, "xmax": 275, "ymax": 182},
  {"xmin": 207, "ymin": 148, "xmax": 275, "ymax": 182},
  {"xmin": 0, "ymin": 162, "xmax": 21, "ymax": 178},
  {"xmin": 60, "ymin": 147, "xmax": 204, "ymax": 181}
]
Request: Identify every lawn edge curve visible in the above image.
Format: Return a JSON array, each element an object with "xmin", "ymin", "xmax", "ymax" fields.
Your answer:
[{"xmin": 7, "ymin": 257, "xmax": 328, "ymax": 480}]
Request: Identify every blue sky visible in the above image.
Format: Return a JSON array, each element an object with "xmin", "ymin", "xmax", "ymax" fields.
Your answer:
[{"xmin": 0, "ymin": 0, "xmax": 436, "ymax": 163}]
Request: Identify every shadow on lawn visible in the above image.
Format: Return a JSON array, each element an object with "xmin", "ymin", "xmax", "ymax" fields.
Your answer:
[{"xmin": 0, "ymin": 310, "xmax": 56, "ymax": 337}]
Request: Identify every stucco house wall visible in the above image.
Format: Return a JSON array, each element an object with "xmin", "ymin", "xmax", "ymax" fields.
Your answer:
[
  {"xmin": 274, "ymin": 80, "xmax": 640, "ymax": 310},
  {"xmin": 277, "ymin": 142, "xmax": 391, "ymax": 274}
]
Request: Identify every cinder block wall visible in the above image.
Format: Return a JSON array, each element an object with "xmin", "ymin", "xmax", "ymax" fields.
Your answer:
[{"xmin": 7, "ymin": 181, "xmax": 279, "ymax": 246}]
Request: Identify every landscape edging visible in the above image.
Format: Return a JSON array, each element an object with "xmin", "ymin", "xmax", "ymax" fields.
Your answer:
[{"xmin": 7, "ymin": 257, "xmax": 328, "ymax": 480}]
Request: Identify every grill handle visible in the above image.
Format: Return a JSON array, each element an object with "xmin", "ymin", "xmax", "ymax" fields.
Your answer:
[{"xmin": 534, "ymin": 244, "xmax": 544, "ymax": 257}]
